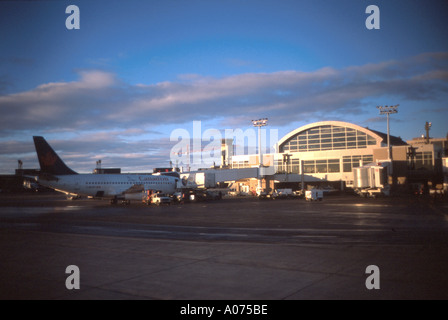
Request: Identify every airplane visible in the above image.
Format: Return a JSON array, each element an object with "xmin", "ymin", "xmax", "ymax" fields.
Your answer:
[{"xmin": 31, "ymin": 136, "xmax": 179, "ymax": 204}]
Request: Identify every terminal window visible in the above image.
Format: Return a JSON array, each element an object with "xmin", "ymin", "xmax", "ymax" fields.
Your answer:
[
  {"xmin": 342, "ymin": 155, "xmax": 373, "ymax": 172},
  {"xmin": 275, "ymin": 158, "xmax": 301, "ymax": 173},
  {"xmin": 303, "ymin": 159, "xmax": 340, "ymax": 174},
  {"xmin": 281, "ymin": 125, "xmax": 377, "ymax": 153},
  {"xmin": 412, "ymin": 152, "xmax": 433, "ymax": 170},
  {"xmin": 233, "ymin": 161, "xmax": 250, "ymax": 169}
]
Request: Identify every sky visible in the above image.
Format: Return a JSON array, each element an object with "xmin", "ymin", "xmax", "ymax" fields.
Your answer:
[{"xmin": 0, "ymin": 0, "xmax": 447, "ymax": 173}]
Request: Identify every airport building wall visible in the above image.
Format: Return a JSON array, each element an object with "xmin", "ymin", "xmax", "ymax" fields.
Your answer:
[{"xmin": 229, "ymin": 120, "xmax": 446, "ymax": 192}]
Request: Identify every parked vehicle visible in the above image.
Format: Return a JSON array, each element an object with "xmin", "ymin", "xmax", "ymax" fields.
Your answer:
[
  {"xmin": 256, "ymin": 187, "xmax": 272, "ymax": 199},
  {"xmin": 273, "ymin": 188, "xmax": 294, "ymax": 199},
  {"xmin": 142, "ymin": 190, "xmax": 172, "ymax": 206},
  {"xmin": 172, "ymin": 191, "xmax": 184, "ymax": 203},
  {"xmin": 305, "ymin": 189, "xmax": 323, "ymax": 201},
  {"xmin": 151, "ymin": 193, "xmax": 172, "ymax": 206}
]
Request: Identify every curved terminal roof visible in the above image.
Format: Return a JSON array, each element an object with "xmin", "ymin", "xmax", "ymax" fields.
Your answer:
[{"xmin": 277, "ymin": 121, "xmax": 406, "ymax": 153}]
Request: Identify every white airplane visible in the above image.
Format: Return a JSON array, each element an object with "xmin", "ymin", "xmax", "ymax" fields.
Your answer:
[{"xmin": 31, "ymin": 136, "xmax": 179, "ymax": 203}]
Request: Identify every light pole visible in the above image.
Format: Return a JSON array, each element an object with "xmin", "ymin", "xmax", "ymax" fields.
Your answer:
[
  {"xmin": 252, "ymin": 118, "xmax": 268, "ymax": 167},
  {"xmin": 425, "ymin": 121, "xmax": 432, "ymax": 144},
  {"xmin": 252, "ymin": 118, "xmax": 268, "ymax": 191},
  {"xmin": 377, "ymin": 105, "xmax": 399, "ymax": 160}
]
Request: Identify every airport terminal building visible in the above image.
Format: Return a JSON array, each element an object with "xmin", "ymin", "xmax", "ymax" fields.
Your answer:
[
  {"xmin": 274, "ymin": 121, "xmax": 406, "ymax": 183},
  {"xmin": 229, "ymin": 120, "xmax": 446, "ymax": 192}
]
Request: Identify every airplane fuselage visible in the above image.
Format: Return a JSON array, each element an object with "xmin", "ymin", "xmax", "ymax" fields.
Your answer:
[{"xmin": 37, "ymin": 173, "xmax": 178, "ymax": 198}]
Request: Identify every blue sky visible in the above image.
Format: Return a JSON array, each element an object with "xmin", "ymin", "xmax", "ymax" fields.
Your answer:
[{"xmin": 0, "ymin": 0, "xmax": 447, "ymax": 173}]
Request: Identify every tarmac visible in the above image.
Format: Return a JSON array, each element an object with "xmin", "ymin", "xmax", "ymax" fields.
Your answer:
[{"xmin": 0, "ymin": 192, "xmax": 447, "ymax": 301}]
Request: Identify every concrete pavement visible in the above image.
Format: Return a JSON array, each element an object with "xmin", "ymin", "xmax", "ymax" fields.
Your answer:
[{"xmin": 1, "ymin": 193, "xmax": 447, "ymax": 300}]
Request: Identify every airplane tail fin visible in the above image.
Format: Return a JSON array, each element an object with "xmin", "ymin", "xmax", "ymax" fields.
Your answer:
[{"xmin": 33, "ymin": 136, "xmax": 78, "ymax": 175}]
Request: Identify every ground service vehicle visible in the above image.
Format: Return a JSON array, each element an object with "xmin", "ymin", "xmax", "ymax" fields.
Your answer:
[
  {"xmin": 151, "ymin": 193, "xmax": 172, "ymax": 205},
  {"xmin": 305, "ymin": 189, "xmax": 323, "ymax": 201},
  {"xmin": 273, "ymin": 188, "xmax": 294, "ymax": 199},
  {"xmin": 256, "ymin": 187, "xmax": 272, "ymax": 199},
  {"xmin": 142, "ymin": 190, "xmax": 172, "ymax": 206}
]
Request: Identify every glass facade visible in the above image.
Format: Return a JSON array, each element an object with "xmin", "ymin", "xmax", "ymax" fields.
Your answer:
[
  {"xmin": 276, "ymin": 155, "xmax": 374, "ymax": 174},
  {"xmin": 280, "ymin": 125, "xmax": 377, "ymax": 153},
  {"xmin": 342, "ymin": 155, "xmax": 374, "ymax": 172},
  {"xmin": 232, "ymin": 123, "xmax": 381, "ymax": 176},
  {"xmin": 275, "ymin": 158, "xmax": 302, "ymax": 173},
  {"xmin": 303, "ymin": 159, "xmax": 340, "ymax": 174},
  {"xmin": 412, "ymin": 151, "xmax": 433, "ymax": 170},
  {"xmin": 233, "ymin": 161, "xmax": 249, "ymax": 169}
]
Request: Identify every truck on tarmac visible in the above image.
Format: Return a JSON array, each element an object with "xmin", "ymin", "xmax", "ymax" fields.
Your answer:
[
  {"xmin": 142, "ymin": 190, "xmax": 172, "ymax": 206},
  {"xmin": 273, "ymin": 188, "xmax": 294, "ymax": 199},
  {"xmin": 305, "ymin": 189, "xmax": 323, "ymax": 201}
]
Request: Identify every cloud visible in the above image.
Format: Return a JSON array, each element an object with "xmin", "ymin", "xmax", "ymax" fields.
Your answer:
[
  {"xmin": 1, "ymin": 52, "xmax": 447, "ymax": 136},
  {"xmin": 0, "ymin": 129, "xmax": 175, "ymax": 173}
]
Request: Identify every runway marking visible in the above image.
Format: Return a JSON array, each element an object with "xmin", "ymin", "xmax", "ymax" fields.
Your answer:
[
  {"xmin": 199, "ymin": 233, "xmax": 248, "ymax": 238},
  {"xmin": 329, "ymin": 203, "xmax": 405, "ymax": 208}
]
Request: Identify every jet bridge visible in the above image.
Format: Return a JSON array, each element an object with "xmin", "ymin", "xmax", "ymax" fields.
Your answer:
[
  {"xmin": 177, "ymin": 167, "xmax": 272, "ymax": 189},
  {"xmin": 353, "ymin": 161, "xmax": 391, "ymax": 197}
]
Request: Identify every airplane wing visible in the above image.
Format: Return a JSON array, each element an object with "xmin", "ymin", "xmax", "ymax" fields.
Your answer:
[{"xmin": 122, "ymin": 184, "xmax": 145, "ymax": 194}]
